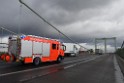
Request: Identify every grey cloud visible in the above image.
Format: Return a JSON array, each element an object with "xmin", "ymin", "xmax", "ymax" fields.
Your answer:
[
  {"xmin": 0, "ymin": 0, "xmax": 122, "ymax": 50},
  {"xmin": 55, "ymin": 0, "xmax": 114, "ymax": 12},
  {"xmin": 29, "ymin": 0, "xmax": 114, "ymax": 12},
  {"xmin": 24, "ymin": 0, "xmax": 115, "ymax": 25}
]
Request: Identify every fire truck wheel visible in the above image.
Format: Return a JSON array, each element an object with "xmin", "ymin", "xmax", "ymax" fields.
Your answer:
[
  {"xmin": 21, "ymin": 61, "xmax": 25, "ymax": 65},
  {"xmin": 33, "ymin": 57, "xmax": 41, "ymax": 66},
  {"xmin": 57, "ymin": 56, "xmax": 62, "ymax": 63}
]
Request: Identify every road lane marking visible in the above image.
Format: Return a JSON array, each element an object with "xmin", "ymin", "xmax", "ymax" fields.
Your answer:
[
  {"xmin": 0, "ymin": 56, "xmax": 100, "ymax": 78},
  {"xmin": 20, "ymin": 69, "xmax": 59, "ymax": 82},
  {"xmin": 64, "ymin": 57, "xmax": 97, "ymax": 69},
  {"xmin": 0, "ymin": 64, "xmax": 58, "ymax": 77},
  {"xmin": 20, "ymin": 57, "xmax": 98, "ymax": 82},
  {"xmin": 114, "ymin": 55, "xmax": 124, "ymax": 83},
  {"xmin": 0, "ymin": 57, "xmax": 98, "ymax": 77},
  {"xmin": 63, "ymin": 57, "xmax": 92, "ymax": 64}
]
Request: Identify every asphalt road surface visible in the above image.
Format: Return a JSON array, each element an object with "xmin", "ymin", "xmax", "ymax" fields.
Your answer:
[{"xmin": 0, "ymin": 54, "xmax": 123, "ymax": 83}]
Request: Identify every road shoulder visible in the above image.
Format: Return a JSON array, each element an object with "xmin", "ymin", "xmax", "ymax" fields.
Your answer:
[{"xmin": 114, "ymin": 55, "xmax": 124, "ymax": 83}]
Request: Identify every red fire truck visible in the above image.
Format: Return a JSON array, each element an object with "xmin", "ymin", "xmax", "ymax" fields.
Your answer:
[{"xmin": 0, "ymin": 35, "xmax": 66, "ymax": 65}]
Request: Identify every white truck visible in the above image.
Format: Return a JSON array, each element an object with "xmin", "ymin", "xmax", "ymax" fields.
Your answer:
[
  {"xmin": 95, "ymin": 49, "xmax": 103, "ymax": 55},
  {"xmin": 63, "ymin": 43, "xmax": 79, "ymax": 57}
]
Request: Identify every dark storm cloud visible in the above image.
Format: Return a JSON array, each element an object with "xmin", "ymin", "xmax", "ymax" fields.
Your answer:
[
  {"xmin": 0, "ymin": 0, "xmax": 122, "ymax": 50},
  {"xmin": 0, "ymin": 0, "xmax": 49, "ymax": 37},
  {"xmin": 0, "ymin": 0, "xmax": 114, "ymax": 29},
  {"xmin": 26, "ymin": 0, "xmax": 115, "ymax": 25},
  {"xmin": 55, "ymin": 0, "xmax": 113, "ymax": 12},
  {"xmin": 30, "ymin": 0, "xmax": 114, "ymax": 11}
]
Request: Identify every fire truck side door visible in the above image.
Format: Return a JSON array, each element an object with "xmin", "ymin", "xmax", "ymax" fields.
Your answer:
[
  {"xmin": 42, "ymin": 43, "xmax": 50, "ymax": 57},
  {"xmin": 50, "ymin": 44, "xmax": 58, "ymax": 60}
]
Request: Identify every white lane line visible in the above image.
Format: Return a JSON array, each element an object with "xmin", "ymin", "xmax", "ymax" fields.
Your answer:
[
  {"xmin": 20, "ymin": 69, "xmax": 58, "ymax": 82},
  {"xmin": 0, "ymin": 58, "xmax": 90, "ymax": 77},
  {"xmin": 64, "ymin": 57, "xmax": 97, "ymax": 69},
  {"xmin": 20, "ymin": 57, "xmax": 98, "ymax": 82},
  {"xmin": 63, "ymin": 56, "xmax": 100, "ymax": 64},
  {"xmin": 63, "ymin": 58, "xmax": 89, "ymax": 64},
  {"xmin": 0, "ymin": 64, "xmax": 58, "ymax": 77},
  {"xmin": 114, "ymin": 55, "xmax": 124, "ymax": 83},
  {"xmin": 64, "ymin": 64, "xmax": 77, "ymax": 69},
  {"xmin": 0, "ymin": 56, "xmax": 99, "ymax": 77}
]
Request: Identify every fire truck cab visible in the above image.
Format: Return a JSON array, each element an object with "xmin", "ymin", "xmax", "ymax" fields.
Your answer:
[{"xmin": 7, "ymin": 35, "xmax": 66, "ymax": 65}]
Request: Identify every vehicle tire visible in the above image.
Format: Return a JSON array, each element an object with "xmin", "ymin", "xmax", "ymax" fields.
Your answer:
[
  {"xmin": 56, "ymin": 56, "xmax": 62, "ymax": 63},
  {"xmin": 21, "ymin": 61, "xmax": 25, "ymax": 65},
  {"xmin": 73, "ymin": 54, "xmax": 77, "ymax": 57},
  {"xmin": 33, "ymin": 57, "xmax": 41, "ymax": 66}
]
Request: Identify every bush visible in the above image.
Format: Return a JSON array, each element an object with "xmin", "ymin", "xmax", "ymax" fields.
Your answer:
[{"xmin": 116, "ymin": 48, "xmax": 124, "ymax": 59}]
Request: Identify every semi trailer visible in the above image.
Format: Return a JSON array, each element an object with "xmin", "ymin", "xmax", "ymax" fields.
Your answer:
[{"xmin": 63, "ymin": 43, "xmax": 79, "ymax": 57}]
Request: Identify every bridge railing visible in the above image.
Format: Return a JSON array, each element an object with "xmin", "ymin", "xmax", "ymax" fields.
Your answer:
[{"xmin": 116, "ymin": 48, "xmax": 124, "ymax": 59}]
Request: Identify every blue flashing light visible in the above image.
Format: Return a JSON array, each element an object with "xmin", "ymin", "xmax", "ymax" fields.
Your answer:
[{"xmin": 20, "ymin": 35, "xmax": 26, "ymax": 39}]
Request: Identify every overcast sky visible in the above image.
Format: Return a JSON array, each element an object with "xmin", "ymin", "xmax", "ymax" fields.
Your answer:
[{"xmin": 0, "ymin": 0, "xmax": 124, "ymax": 52}]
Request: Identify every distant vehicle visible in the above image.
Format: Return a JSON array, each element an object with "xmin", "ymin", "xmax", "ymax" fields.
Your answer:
[
  {"xmin": 0, "ymin": 35, "xmax": 66, "ymax": 65},
  {"xmin": 63, "ymin": 43, "xmax": 79, "ymax": 57},
  {"xmin": 95, "ymin": 49, "xmax": 103, "ymax": 55}
]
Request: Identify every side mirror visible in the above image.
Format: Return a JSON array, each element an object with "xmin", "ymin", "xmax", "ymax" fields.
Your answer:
[{"xmin": 64, "ymin": 46, "xmax": 66, "ymax": 51}]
